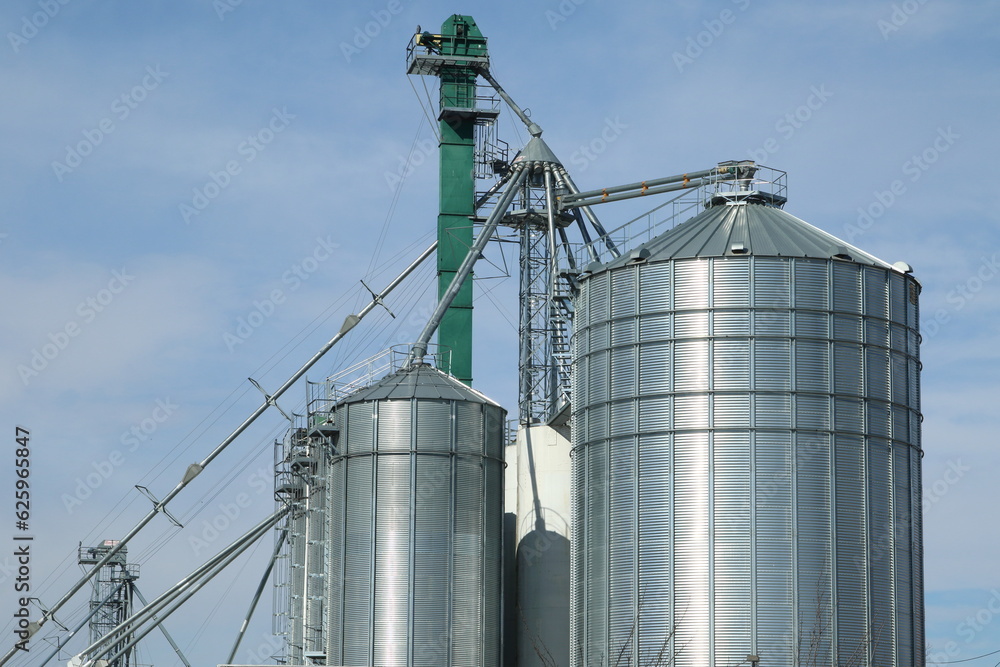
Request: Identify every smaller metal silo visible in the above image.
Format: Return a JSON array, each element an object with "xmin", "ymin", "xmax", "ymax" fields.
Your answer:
[{"xmin": 325, "ymin": 362, "xmax": 507, "ymax": 667}]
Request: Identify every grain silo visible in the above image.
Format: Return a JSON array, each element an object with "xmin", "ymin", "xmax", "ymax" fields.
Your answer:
[
  {"xmin": 324, "ymin": 361, "xmax": 506, "ymax": 667},
  {"xmin": 570, "ymin": 182, "xmax": 923, "ymax": 666}
]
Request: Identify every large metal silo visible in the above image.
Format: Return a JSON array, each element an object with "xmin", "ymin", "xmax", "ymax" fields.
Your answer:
[
  {"xmin": 571, "ymin": 192, "xmax": 923, "ymax": 666},
  {"xmin": 325, "ymin": 362, "xmax": 506, "ymax": 667}
]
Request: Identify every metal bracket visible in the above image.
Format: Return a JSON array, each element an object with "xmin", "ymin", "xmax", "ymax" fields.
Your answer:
[
  {"xmin": 360, "ymin": 279, "xmax": 396, "ymax": 318},
  {"xmin": 248, "ymin": 377, "xmax": 298, "ymax": 424},
  {"xmin": 31, "ymin": 598, "xmax": 67, "ymax": 632},
  {"xmin": 135, "ymin": 486, "xmax": 184, "ymax": 528}
]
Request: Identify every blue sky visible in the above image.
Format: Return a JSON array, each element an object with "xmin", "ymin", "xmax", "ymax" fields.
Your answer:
[{"xmin": 1, "ymin": 1, "xmax": 999, "ymax": 665}]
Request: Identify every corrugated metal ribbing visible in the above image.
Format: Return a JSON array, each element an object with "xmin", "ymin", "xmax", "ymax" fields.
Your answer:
[
  {"xmin": 796, "ymin": 432, "xmax": 834, "ymax": 661},
  {"xmin": 713, "ymin": 259, "xmax": 749, "ymax": 307},
  {"xmin": 673, "ymin": 432, "xmax": 710, "ymax": 665},
  {"xmin": 378, "ymin": 401, "xmax": 410, "ymax": 452},
  {"xmin": 794, "ymin": 261, "xmax": 829, "ymax": 309},
  {"xmin": 714, "ymin": 432, "xmax": 751, "ymax": 664},
  {"xmin": 673, "ymin": 260, "xmax": 709, "ymax": 309},
  {"xmin": 755, "ymin": 432, "xmax": 793, "ymax": 660},
  {"xmin": 572, "ymin": 245, "xmax": 923, "ymax": 667},
  {"xmin": 608, "ymin": 436, "xmax": 635, "ymax": 651},
  {"xmin": 585, "ymin": 440, "xmax": 608, "ymax": 666},
  {"xmin": 636, "ymin": 432, "xmax": 672, "ymax": 659},
  {"xmin": 911, "ymin": 446, "xmax": 925, "ymax": 662},
  {"xmin": 413, "ymin": 456, "xmax": 449, "ymax": 665},
  {"xmin": 835, "ymin": 436, "xmax": 868, "ymax": 663},
  {"xmin": 452, "ymin": 458, "xmax": 483, "ymax": 667},
  {"xmin": 347, "ymin": 402, "xmax": 374, "ymax": 454},
  {"xmin": 868, "ymin": 439, "xmax": 894, "ymax": 667},
  {"xmin": 326, "ymin": 461, "xmax": 344, "ymax": 666},
  {"xmin": 342, "ymin": 453, "xmax": 372, "ymax": 664},
  {"xmin": 893, "ymin": 444, "xmax": 914, "ymax": 667},
  {"xmin": 482, "ymin": 455, "xmax": 503, "ymax": 667},
  {"xmin": 416, "ymin": 400, "xmax": 451, "ymax": 452},
  {"xmin": 325, "ymin": 368, "xmax": 505, "ymax": 667},
  {"xmin": 374, "ymin": 454, "xmax": 409, "ymax": 666}
]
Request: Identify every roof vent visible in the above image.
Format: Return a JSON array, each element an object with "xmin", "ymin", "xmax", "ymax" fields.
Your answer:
[
  {"xmin": 893, "ymin": 261, "xmax": 914, "ymax": 274},
  {"xmin": 730, "ymin": 243, "xmax": 749, "ymax": 255},
  {"xmin": 832, "ymin": 246, "xmax": 853, "ymax": 261},
  {"xmin": 626, "ymin": 247, "xmax": 651, "ymax": 264}
]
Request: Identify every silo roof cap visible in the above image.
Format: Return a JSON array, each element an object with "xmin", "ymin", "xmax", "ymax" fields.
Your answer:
[
  {"xmin": 337, "ymin": 363, "xmax": 501, "ymax": 407},
  {"xmin": 597, "ymin": 201, "xmax": 896, "ymax": 271}
]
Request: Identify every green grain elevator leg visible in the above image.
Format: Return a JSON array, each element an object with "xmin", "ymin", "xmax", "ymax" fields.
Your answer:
[{"xmin": 435, "ymin": 15, "xmax": 487, "ymax": 385}]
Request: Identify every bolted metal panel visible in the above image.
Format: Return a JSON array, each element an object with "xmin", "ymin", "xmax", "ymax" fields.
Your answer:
[
  {"xmin": 325, "ymin": 364, "xmax": 505, "ymax": 667},
  {"xmin": 571, "ymin": 219, "xmax": 924, "ymax": 667}
]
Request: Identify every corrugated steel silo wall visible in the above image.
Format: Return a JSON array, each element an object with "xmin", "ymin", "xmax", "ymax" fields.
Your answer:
[
  {"xmin": 325, "ymin": 392, "xmax": 506, "ymax": 667},
  {"xmin": 571, "ymin": 255, "xmax": 923, "ymax": 666}
]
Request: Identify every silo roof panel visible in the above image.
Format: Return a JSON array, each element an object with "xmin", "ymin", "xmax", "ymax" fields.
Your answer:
[
  {"xmin": 600, "ymin": 202, "xmax": 894, "ymax": 270},
  {"xmin": 337, "ymin": 363, "xmax": 501, "ymax": 406}
]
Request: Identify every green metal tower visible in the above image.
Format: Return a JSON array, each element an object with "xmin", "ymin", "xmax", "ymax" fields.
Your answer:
[{"xmin": 407, "ymin": 15, "xmax": 491, "ymax": 385}]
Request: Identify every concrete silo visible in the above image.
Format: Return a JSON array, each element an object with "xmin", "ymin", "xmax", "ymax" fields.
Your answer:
[
  {"xmin": 570, "ymin": 187, "xmax": 923, "ymax": 666},
  {"xmin": 324, "ymin": 362, "xmax": 506, "ymax": 667}
]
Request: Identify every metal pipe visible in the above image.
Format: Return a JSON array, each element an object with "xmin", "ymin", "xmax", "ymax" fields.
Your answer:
[
  {"xmin": 559, "ymin": 166, "xmax": 718, "ymax": 204},
  {"xmin": 0, "ymin": 242, "xmax": 435, "ymax": 664},
  {"xmin": 561, "ymin": 172, "xmax": 736, "ymax": 208},
  {"xmin": 477, "ymin": 68, "xmax": 542, "ymax": 137},
  {"xmin": 474, "ymin": 170, "xmax": 513, "ymax": 210},
  {"xmin": 132, "ymin": 586, "xmax": 191, "ymax": 667},
  {"xmin": 225, "ymin": 529, "xmax": 288, "ymax": 665},
  {"xmin": 558, "ymin": 167, "xmax": 620, "ymax": 258},
  {"xmin": 571, "ymin": 209, "xmax": 599, "ymax": 264},
  {"xmin": 543, "ymin": 166, "xmax": 559, "ymax": 300},
  {"xmin": 410, "ymin": 166, "xmax": 529, "ymax": 364}
]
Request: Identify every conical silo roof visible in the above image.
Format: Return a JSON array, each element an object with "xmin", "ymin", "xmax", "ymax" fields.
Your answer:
[
  {"xmin": 337, "ymin": 362, "xmax": 501, "ymax": 406},
  {"xmin": 598, "ymin": 199, "xmax": 896, "ymax": 271}
]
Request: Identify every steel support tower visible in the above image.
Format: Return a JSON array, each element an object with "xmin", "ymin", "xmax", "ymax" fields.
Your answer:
[{"xmin": 77, "ymin": 541, "xmax": 139, "ymax": 667}]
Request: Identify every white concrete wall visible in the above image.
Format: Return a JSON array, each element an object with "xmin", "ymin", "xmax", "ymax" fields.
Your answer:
[{"xmin": 511, "ymin": 424, "xmax": 571, "ymax": 667}]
